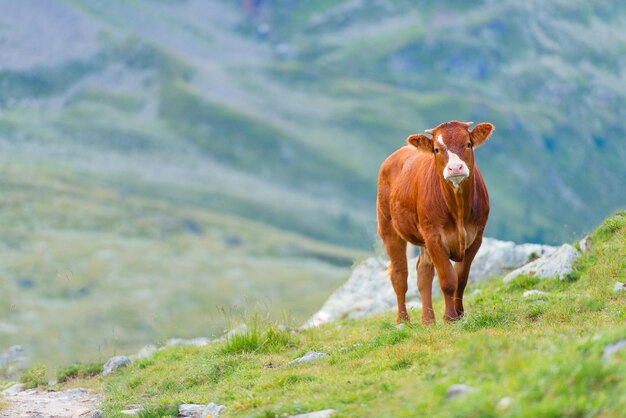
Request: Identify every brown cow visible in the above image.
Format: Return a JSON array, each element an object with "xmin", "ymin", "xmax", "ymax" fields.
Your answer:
[{"xmin": 377, "ymin": 120, "xmax": 494, "ymax": 325}]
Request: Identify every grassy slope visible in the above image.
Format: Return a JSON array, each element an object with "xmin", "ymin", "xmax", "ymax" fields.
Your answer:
[{"xmin": 51, "ymin": 211, "xmax": 626, "ymax": 417}]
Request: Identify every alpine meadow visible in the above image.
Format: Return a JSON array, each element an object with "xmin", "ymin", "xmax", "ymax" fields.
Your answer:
[{"xmin": 0, "ymin": 1, "xmax": 625, "ymax": 417}]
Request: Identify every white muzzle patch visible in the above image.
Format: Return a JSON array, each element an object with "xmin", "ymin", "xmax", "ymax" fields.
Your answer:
[{"xmin": 443, "ymin": 150, "xmax": 469, "ymax": 188}]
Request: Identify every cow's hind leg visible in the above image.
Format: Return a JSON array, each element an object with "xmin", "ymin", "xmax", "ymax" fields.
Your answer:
[
  {"xmin": 417, "ymin": 247, "xmax": 436, "ymax": 325},
  {"xmin": 383, "ymin": 234, "xmax": 409, "ymax": 324}
]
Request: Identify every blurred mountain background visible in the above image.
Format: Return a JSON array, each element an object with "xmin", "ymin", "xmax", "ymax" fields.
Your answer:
[{"xmin": 0, "ymin": 0, "xmax": 625, "ymax": 366}]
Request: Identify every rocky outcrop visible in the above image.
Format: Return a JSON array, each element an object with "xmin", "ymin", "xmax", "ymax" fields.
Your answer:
[
  {"xmin": 503, "ymin": 244, "xmax": 579, "ymax": 283},
  {"xmin": 306, "ymin": 238, "xmax": 555, "ymax": 327}
]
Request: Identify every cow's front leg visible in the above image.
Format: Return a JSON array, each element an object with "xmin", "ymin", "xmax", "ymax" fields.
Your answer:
[
  {"xmin": 453, "ymin": 234, "xmax": 483, "ymax": 317},
  {"xmin": 417, "ymin": 247, "xmax": 436, "ymax": 325},
  {"xmin": 425, "ymin": 238, "xmax": 459, "ymax": 322}
]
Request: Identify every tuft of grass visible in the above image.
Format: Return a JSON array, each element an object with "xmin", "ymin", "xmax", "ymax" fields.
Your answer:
[
  {"xmin": 595, "ymin": 211, "xmax": 626, "ymax": 238},
  {"xmin": 221, "ymin": 315, "xmax": 296, "ymax": 355},
  {"xmin": 278, "ymin": 374, "xmax": 315, "ymax": 387},
  {"xmin": 57, "ymin": 362, "xmax": 103, "ymax": 383},
  {"xmin": 137, "ymin": 404, "xmax": 180, "ymax": 418},
  {"xmin": 459, "ymin": 307, "xmax": 513, "ymax": 331},
  {"xmin": 19, "ymin": 363, "xmax": 48, "ymax": 389},
  {"xmin": 506, "ymin": 274, "xmax": 540, "ymax": 290}
]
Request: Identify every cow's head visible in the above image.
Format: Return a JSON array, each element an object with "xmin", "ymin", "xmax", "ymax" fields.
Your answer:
[{"xmin": 407, "ymin": 120, "xmax": 494, "ymax": 188}]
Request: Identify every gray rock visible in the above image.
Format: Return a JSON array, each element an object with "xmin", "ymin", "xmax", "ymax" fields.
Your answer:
[
  {"xmin": 504, "ymin": 244, "xmax": 579, "ymax": 283},
  {"xmin": 523, "ymin": 289, "xmax": 548, "ymax": 298},
  {"xmin": 103, "ymin": 356, "xmax": 131, "ymax": 376},
  {"xmin": 91, "ymin": 410, "xmax": 104, "ymax": 418},
  {"xmin": 120, "ymin": 409, "xmax": 142, "ymax": 415},
  {"xmin": 179, "ymin": 404, "xmax": 206, "ymax": 417},
  {"xmin": 289, "ymin": 410, "xmax": 336, "ymax": 418},
  {"xmin": 306, "ymin": 238, "xmax": 555, "ymax": 326},
  {"xmin": 603, "ymin": 340, "xmax": 626, "ymax": 362},
  {"xmin": 179, "ymin": 402, "xmax": 226, "ymax": 417},
  {"xmin": 472, "ymin": 238, "xmax": 555, "ymax": 280},
  {"xmin": 446, "ymin": 384, "xmax": 477, "ymax": 399},
  {"xmin": 613, "ymin": 281, "xmax": 625, "ymax": 293},
  {"xmin": 289, "ymin": 352, "xmax": 329, "ymax": 365}
]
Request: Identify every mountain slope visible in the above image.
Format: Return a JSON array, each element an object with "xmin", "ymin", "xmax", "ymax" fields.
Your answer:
[{"xmin": 2, "ymin": 0, "xmax": 625, "ymax": 248}]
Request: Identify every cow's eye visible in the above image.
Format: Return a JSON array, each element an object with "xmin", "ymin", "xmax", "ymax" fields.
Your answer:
[
  {"xmin": 434, "ymin": 148, "xmax": 440, "ymax": 154},
  {"xmin": 467, "ymin": 142, "xmax": 472, "ymax": 148}
]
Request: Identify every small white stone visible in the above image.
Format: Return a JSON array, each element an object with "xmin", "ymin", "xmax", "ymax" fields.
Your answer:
[
  {"xmin": 289, "ymin": 352, "xmax": 329, "ymax": 365},
  {"xmin": 613, "ymin": 281, "xmax": 625, "ymax": 293},
  {"xmin": 446, "ymin": 384, "xmax": 476, "ymax": 399},
  {"xmin": 603, "ymin": 340, "xmax": 626, "ymax": 362},
  {"xmin": 497, "ymin": 397, "xmax": 513, "ymax": 409},
  {"xmin": 523, "ymin": 289, "xmax": 548, "ymax": 298},
  {"xmin": 289, "ymin": 410, "xmax": 337, "ymax": 418}
]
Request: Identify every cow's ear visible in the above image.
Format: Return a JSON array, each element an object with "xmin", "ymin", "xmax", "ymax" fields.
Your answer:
[
  {"xmin": 470, "ymin": 123, "xmax": 494, "ymax": 148},
  {"xmin": 407, "ymin": 134, "xmax": 433, "ymax": 153}
]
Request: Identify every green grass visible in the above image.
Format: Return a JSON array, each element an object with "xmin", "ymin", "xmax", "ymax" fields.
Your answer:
[
  {"xmin": 66, "ymin": 211, "xmax": 626, "ymax": 417},
  {"xmin": 57, "ymin": 362, "xmax": 103, "ymax": 383},
  {"xmin": 19, "ymin": 363, "xmax": 48, "ymax": 389}
]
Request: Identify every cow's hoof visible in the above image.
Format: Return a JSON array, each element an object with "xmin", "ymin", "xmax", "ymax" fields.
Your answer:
[
  {"xmin": 443, "ymin": 313, "xmax": 461, "ymax": 322},
  {"xmin": 422, "ymin": 318, "xmax": 437, "ymax": 327},
  {"xmin": 396, "ymin": 312, "xmax": 410, "ymax": 325}
]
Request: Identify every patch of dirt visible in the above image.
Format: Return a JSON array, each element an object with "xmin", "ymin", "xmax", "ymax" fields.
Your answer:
[{"xmin": 1, "ymin": 386, "xmax": 101, "ymax": 418}]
